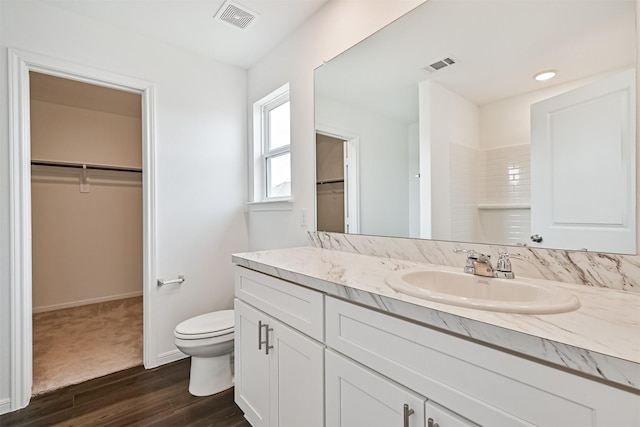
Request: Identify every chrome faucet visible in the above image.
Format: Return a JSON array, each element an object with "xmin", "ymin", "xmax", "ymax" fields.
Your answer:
[
  {"xmin": 454, "ymin": 249, "xmax": 523, "ymax": 279},
  {"xmin": 494, "ymin": 251, "xmax": 524, "ymax": 279}
]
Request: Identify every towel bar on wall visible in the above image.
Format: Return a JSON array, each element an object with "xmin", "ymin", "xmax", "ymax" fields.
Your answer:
[{"xmin": 157, "ymin": 275, "xmax": 185, "ymax": 286}]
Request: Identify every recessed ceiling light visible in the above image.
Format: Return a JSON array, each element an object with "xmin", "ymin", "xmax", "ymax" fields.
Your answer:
[{"xmin": 534, "ymin": 70, "xmax": 557, "ymax": 81}]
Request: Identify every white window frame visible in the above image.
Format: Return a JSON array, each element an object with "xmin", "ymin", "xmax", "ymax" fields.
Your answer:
[{"xmin": 252, "ymin": 83, "xmax": 291, "ymax": 203}]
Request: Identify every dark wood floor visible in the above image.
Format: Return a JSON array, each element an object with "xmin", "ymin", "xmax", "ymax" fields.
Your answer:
[{"xmin": 0, "ymin": 359, "xmax": 251, "ymax": 427}]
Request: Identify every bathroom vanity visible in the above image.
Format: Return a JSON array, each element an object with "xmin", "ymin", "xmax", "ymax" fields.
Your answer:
[{"xmin": 233, "ymin": 247, "xmax": 640, "ymax": 427}]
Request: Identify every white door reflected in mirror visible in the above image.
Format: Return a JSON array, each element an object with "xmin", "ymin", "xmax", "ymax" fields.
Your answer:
[{"xmin": 531, "ymin": 69, "xmax": 636, "ymax": 254}]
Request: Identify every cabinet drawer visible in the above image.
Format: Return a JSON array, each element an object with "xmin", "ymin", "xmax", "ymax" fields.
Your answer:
[
  {"xmin": 326, "ymin": 296, "xmax": 639, "ymax": 426},
  {"xmin": 235, "ymin": 266, "xmax": 324, "ymax": 341},
  {"xmin": 426, "ymin": 400, "xmax": 479, "ymax": 427}
]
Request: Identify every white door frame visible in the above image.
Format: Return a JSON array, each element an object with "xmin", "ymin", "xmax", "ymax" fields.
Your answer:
[
  {"xmin": 8, "ymin": 48, "xmax": 157, "ymax": 410},
  {"xmin": 315, "ymin": 124, "xmax": 359, "ymax": 234}
]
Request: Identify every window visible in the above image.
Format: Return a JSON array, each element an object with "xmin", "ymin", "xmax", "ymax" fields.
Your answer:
[{"xmin": 253, "ymin": 83, "xmax": 291, "ymax": 201}]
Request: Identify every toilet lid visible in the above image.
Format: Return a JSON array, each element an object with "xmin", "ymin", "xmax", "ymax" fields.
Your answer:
[{"xmin": 175, "ymin": 310, "xmax": 234, "ymax": 339}]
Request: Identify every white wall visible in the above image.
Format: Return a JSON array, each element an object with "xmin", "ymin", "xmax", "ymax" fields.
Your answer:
[
  {"xmin": 31, "ymin": 170, "xmax": 143, "ymax": 312},
  {"xmin": 419, "ymin": 80, "xmax": 480, "ymax": 241},
  {"xmin": 0, "ymin": 0, "xmax": 248, "ymax": 409},
  {"xmin": 247, "ymin": 0, "xmax": 426, "ymax": 250},
  {"xmin": 316, "ymin": 96, "xmax": 411, "ymax": 237}
]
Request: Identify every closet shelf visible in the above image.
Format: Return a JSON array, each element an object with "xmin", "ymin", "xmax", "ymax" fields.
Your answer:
[{"xmin": 31, "ymin": 159, "xmax": 142, "ymax": 173}]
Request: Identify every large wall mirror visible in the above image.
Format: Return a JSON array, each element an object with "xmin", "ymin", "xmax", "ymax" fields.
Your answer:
[{"xmin": 314, "ymin": 0, "xmax": 637, "ymax": 254}]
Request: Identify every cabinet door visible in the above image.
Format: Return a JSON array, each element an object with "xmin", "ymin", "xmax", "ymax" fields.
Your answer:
[
  {"xmin": 235, "ymin": 299, "xmax": 270, "ymax": 427},
  {"xmin": 326, "ymin": 349, "xmax": 425, "ymax": 427},
  {"xmin": 269, "ymin": 318, "xmax": 325, "ymax": 427}
]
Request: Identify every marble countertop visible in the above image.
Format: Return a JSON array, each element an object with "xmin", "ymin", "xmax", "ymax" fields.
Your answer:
[{"xmin": 232, "ymin": 246, "xmax": 640, "ymax": 391}]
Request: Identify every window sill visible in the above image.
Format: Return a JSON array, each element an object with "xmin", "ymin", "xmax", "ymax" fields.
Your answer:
[{"xmin": 247, "ymin": 198, "xmax": 294, "ymax": 211}]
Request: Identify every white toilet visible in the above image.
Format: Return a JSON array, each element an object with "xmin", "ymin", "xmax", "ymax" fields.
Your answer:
[{"xmin": 174, "ymin": 310, "xmax": 235, "ymax": 396}]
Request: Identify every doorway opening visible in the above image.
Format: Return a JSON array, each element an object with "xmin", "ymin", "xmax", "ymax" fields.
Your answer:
[
  {"xmin": 315, "ymin": 130, "xmax": 359, "ymax": 234},
  {"xmin": 29, "ymin": 72, "xmax": 143, "ymax": 394},
  {"xmin": 316, "ymin": 134, "xmax": 345, "ymax": 233}
]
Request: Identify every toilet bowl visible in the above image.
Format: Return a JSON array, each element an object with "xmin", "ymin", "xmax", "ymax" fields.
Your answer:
[{"xmin": 174, "ymin": 310, "xmax": 234, "ymax": 396}]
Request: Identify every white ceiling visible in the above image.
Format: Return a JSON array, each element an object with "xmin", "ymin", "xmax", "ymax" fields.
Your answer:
[{"xmin": 40, "ymin": 0, "xmax": 330, "ymax": 69}]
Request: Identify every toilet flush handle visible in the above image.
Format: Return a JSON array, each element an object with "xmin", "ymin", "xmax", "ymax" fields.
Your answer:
[{"xmin": 157, "ymin": 275, "xmax": 185, "ymax": 286}]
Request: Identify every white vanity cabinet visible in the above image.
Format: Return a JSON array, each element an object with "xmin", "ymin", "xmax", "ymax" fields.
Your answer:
[
  {"xmin": 325, "ymin": 296, "xmax": 639, "ymax": 427},
  {"xmin": 233, "ymin": 262, "xmax": 639, "ymax": 427},
  {"xmin": 234, "ymin": 267, "xmax": 325, "ymax": 427}
]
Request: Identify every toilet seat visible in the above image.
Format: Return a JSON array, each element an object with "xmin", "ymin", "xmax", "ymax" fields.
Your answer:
[{"xmin": 175, "ymin": 310, "xmax": 234, "ymax": 340}]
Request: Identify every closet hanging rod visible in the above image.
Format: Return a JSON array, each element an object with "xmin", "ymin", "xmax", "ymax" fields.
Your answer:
[
  {"xmin": 31, "ymin": 160, "xmax": 142, "ymax": 173},
  {"xmin": 316, "ymin": 178, "xmax": 344, "ymax": 185}
]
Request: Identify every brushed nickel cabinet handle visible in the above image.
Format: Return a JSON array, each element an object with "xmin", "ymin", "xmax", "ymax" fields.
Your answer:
[
  {"xmin": 264, "ymin": 324, "xmax": 274, "ymax": 355},
  {"xmin": 403, "ymin": 404, "xmax": 414, "ymax": 427},
  {"xmin": 258, "ymin": 320, "xmax": 265, "ymax": 350},
  {"xmin": 258, "ymin": 320, "xmax": 273, "ymax": 355}
]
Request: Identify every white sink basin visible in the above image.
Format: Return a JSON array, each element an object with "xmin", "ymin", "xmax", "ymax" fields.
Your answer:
[{"xmin": 385, "ymin": 269, "xmax": 580, "ymax": 314}]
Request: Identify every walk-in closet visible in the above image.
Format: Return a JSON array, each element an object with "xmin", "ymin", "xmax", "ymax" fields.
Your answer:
[{"xmin": 29, "ymin": 72, "xmax": 143, "ymax": 395}]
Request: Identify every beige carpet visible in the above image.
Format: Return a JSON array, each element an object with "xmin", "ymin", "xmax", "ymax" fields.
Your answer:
[{"xmin": 32, "ymin": 296, "xmax": 143, "ymax": 395}]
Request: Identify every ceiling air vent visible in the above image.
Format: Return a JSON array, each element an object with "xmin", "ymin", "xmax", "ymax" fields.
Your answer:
[
  {"xmin": 215, "ymin": 0, "xmax": 259, "ymax": 30},
  {"xmin": 424, "ymin": 57, "xmax": 456, "ymax": 72}
]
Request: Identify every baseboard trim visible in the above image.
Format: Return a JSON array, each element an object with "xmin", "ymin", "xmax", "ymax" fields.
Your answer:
[
  {"xmin": 33, "ymin": 291, "xmax": 143, "ymax": 313},
  {"xmin": 0, "ymin": 398, "xmax": 12, "ymax": 416},
  {"xmin": 154, "ymin": 349, "xmax": 187, "ymax": 368}
]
